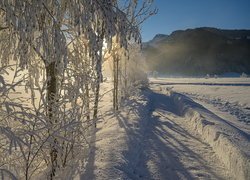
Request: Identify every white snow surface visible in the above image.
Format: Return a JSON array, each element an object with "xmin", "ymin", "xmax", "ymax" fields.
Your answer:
[
  {"xmin": 151, "ymin": 78, "xmax": 250, "ymax": 125},
  {"xmin": 150, "ymin": 78, "xmax": 250, "ymax": 180},
  {"xmin": 79, "ymin": 81, "xmax": 250, "ymax": 180},
  {"xmin": 150, "ymin": 77, "xmax": 250, "ymax": 107},
  {"xmin": 2, "ymin": 77, "xmax": 249, "ymax": 179},
  {"xmin": 169, "ymin": 90, "xmax": 250, "ymax": 180}
]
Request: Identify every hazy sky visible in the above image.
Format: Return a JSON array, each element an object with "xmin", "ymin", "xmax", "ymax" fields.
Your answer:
[{"xmin": 141, "ymin": 0, "xmax": 250, "ymax": 41}]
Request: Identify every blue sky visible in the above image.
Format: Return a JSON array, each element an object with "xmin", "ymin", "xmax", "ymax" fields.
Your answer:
[{"xmin": 141, "ymin": 0, "xmax": 250, "ymax": 41}]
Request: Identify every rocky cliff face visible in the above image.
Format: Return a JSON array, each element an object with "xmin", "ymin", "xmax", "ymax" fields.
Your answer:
[{"xmin": 142, "ymin": 27, "xmax": 250, "ymax": 76}]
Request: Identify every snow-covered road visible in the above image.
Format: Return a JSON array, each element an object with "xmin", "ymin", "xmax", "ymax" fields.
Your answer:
[
  {"xmin": 130, "ymin": 88, "xmax": 230, "ymax": 180},
  {"xmin": 80, "ymin": 82, "xmax": 233, "ymax": 180}
]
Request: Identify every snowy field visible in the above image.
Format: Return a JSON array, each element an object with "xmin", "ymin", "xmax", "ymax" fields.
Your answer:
[
  {"xmin": 150, "ymin": 77, "xmax": 250, "ymax": 86},
  {"xmin": 151, "ymin": 78, "xmax": 250, "ymax": 128}
]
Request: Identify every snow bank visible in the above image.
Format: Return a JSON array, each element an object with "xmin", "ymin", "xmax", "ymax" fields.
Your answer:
[{"xmin": 170, "ymin": 91, "xmax": 250, "ymax": 180}]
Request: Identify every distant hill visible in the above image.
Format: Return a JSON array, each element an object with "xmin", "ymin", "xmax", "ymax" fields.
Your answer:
[{"xmin": 142, "ymin": 27, "xmax": 250, "ymax": 76}]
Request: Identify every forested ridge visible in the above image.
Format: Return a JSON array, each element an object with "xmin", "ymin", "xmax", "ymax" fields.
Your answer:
[{"xmin": 143, "ymin": 27, "xmax": 250, "ymax": 76}]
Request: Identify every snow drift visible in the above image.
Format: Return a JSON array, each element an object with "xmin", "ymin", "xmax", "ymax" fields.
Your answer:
[{"xmin": 170, "ymin": 91, "xmax": 250, "ymax": 180}]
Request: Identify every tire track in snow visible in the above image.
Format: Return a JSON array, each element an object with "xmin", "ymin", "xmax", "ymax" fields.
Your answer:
[
  {"xmin": 184, "ymin": 92, "xmax": 250, "ymax": 124},
  {"xmin": 130, "ymin": 89, "xmax": 230, "ymax": 180}
]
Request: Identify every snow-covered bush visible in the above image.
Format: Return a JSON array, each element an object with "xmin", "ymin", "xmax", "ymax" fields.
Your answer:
[{"xmin": 0, "ymin": 62, "xmax": 93, "ymax": 179}]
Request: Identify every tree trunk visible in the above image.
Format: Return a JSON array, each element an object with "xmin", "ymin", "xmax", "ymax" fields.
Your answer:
[
  {"xmin": 115, "ymin": 57, "xmax": 119, "ymax": 110},
  {"xmin": 93, "ymin": 30, "xmax": 105, "ymax": 125},
  {"xmin": 113, "ymin": 56, "xmax": 119, "ymax": 111},
  {"xmin": 85, "ymin": 83, "xmax": 90, "ymax": 121},
  {"xmin": 113, "ymin": 58, "xmax": 116, "ymax": 110},
  {"xmin": 124, "ymin": 58, "xmax": 128, "ymax": 98},
  {"xmin": 93, "ymin": 49, "xmax": 103, "ymax": 125},
  {"xmin": 46, "ymin": 62, "xmax": 58, "ymax": 179}
]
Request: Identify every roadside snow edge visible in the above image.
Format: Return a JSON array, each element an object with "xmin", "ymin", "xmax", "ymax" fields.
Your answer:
[{"xmin": 170, "ymin": 91, "xmax": 250, "ymax": 180}]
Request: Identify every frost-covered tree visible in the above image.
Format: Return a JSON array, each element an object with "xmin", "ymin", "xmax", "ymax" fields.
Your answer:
[
  {"xmin": 0, "ymin": 0, "xmax": 156, "ymax": 179},
  {"xmin": 104, "ymin": 0, "xmax": 156, "ymax": 110}
]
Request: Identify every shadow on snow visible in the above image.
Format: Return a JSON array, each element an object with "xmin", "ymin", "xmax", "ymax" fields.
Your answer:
[{"xmin": 82, "ymin": 88, "xmax": 227, "ymax": 179}]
